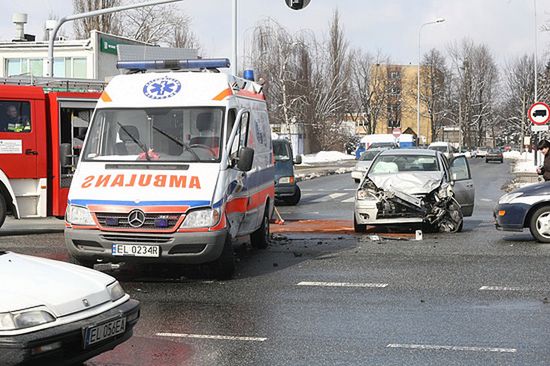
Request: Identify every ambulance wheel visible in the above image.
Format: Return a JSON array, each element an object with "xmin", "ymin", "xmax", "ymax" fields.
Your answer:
[
  {"xmin": 0, "ymin": 194, "xmax": 6, "ymax": 228},
  {"xmin": 251, "ymin": 206, "xmax": 270, "ymax": 249},
  {"xmin": 354, "ymin": 216, "xmax": 366, "ymax": 233},
  {"xmin": 207, "ymin": 235, "xmax": 235, "ymax": 280}
]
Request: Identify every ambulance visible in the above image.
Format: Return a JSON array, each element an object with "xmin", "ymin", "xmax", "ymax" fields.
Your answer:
[{"xmin": 64, "ymin": 59, "xmax": 274, "ymax": 279}]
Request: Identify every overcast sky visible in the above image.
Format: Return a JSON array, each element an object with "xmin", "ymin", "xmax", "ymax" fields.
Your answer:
[{"xmin": 0, "ymin": 0, "xmax": 549, "ymax": 69}]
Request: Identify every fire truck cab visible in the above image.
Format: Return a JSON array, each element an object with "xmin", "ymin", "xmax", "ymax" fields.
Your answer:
[{"xmin": 0, "ymin": 78, "xmax": 101, "ymax": 227}]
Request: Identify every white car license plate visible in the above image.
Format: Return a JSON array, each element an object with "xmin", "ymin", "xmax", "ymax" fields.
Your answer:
[
  {"xmin": 83, "ymin": 317, "xmax": 126, "ymax": 348},
  {"xmin": 112, "ymin": 244, "xmax": 160, "ymax": 257}
]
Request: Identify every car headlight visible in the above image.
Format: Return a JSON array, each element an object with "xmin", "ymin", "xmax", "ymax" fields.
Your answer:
[
  {"xmin": 356, "ymin": 189, "xmax": 375, "ymax": 200},
  {"xmin": 498, "ymin": 192, "xmax": 523, "ymax": 204},
  {"xmin": 0, "ymin": 307, "xmax": 56, "ymax": 330},
  {"xmin": 181, "ymin": 208, "xmax": 220, "ymax": 228},
  {"xmin": 107, "ymin": 281, "xmax": 126, "ymax": 302},
  {"xmin": 66, "ymin": 205, "xmax": 95, "ymax": 226},
  {"xmin": 279, "ymin": 176, "xmax": 295, "ymax": 184}
]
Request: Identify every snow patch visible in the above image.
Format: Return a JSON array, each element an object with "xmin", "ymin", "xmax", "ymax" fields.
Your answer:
[{"xmin": 301, "ymin": 151, "xmax": 355, "ymax": 164}]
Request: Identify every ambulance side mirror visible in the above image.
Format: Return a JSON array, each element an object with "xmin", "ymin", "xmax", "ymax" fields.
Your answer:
[{"xmin": 237, "ymin": 147, "xmax": 254, "ymax": 172}]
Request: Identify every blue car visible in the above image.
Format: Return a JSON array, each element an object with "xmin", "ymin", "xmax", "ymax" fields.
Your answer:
[
  {"xmin": 273, "ymin": 139, "xmax": 301, "ymax": 205},
  {"xmin": 494, "ymin": 182, "xmax": 550, "ymax": 242}
]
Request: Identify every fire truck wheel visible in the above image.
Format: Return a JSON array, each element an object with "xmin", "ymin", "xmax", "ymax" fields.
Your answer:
[{"xmin": 0, "ymin": 194, "xmax": 6, "ymax": 228}]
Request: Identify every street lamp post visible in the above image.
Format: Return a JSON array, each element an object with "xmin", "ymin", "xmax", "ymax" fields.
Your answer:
[
  {"xmin": 417, "ymin": 18, "xmax": 445, "ymax": 145},
  {"xmin": 47, "ymin": 0, "xmax": 182, "ymax": 77}
]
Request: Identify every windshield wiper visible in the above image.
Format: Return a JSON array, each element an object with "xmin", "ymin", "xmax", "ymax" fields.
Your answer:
[
  {"xmin": 116, "ymin": 122, "xmax": 150, "ymax": 161},
  {"xmin": 151, "ymin": 125, "xmax": 201, "ymax": 161}
]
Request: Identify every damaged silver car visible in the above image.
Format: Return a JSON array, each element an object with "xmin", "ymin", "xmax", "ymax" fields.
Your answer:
[{"xmin": 354, "ymin": 149, "xmax": 474, "ymax": 233}]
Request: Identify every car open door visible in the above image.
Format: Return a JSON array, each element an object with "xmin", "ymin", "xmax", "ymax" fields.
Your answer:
[{"xmin": 450, "ymin": 155, "xmax": 475, "ymax": 216}]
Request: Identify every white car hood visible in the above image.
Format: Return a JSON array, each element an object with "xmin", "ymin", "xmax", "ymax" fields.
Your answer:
[
  {"xmin": 0, "ymin": 252, "xmax": 113, "ymax": 316},
  {"xmin": 368, "ymin": 171, "xmax": 444, "ymax": 195}
]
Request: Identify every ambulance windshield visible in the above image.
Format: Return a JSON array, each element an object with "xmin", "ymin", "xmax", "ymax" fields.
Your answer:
[{"xmin": 83, "ymin": 107, "xmax": 224, "ymax": 162}]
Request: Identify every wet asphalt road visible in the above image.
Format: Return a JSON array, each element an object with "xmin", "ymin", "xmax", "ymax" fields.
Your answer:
[{"xmin": 2, "ymin": 158, "xmax": 550, "ymax": 365}]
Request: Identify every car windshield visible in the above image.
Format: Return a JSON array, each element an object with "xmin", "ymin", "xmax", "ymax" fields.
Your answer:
[
  {"xmin": 273, "ymin": 140, "xmax": 291, "ymax": 161},
  {"xmin": 369, "ymin": 154, "xmax": 440, "ymax": 174},
  {"xmin": 428, "ymin": 145, "xmax": 447, "ymax": 152},
  {"xmin": 83, "ymin": 107, "xmax": 224, "ymax": 162},
  {"xmin": 360, "ymin": 150, "xmax": 381, "ymax": 161}
]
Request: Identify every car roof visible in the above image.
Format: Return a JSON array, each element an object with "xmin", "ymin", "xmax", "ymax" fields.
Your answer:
[{"xmin": 378, "ymin": 148, "xmax": 438, "ymax": 157}]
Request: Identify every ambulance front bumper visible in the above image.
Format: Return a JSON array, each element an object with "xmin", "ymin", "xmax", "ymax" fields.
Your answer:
[{"xmin": 64, "ymin": 228, "xmax": 227, "ymax": 265}]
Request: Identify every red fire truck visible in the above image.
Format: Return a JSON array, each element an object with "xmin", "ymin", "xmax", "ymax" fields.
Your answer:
[{"xmin": 0, "ymin": 77, "xmax": 102, "ymax": 228}]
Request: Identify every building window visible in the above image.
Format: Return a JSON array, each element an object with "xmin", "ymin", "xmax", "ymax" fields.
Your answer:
[
  {"xmin": 389, "ymin": 86, "xmax": 401, "ymax": 95},
  {"xmin": 6, "ymin": 57, "xmax": 87, "ymax": 78},
  {"xmin": 389, "ymin": 71, "xmax": 400, "ymax": 79}
]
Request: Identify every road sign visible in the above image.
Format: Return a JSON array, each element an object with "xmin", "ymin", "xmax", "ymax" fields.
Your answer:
[
  {"xmin": 531, "ymin": 124, "xmax": 549, "ymax": 132},
  {"xmin": 528, "ymin": 102, "xmax": 550, "ymax": 125},
  {"xmin": 392, "ymin": 128, "xmax": 402, "ymax": 138}
]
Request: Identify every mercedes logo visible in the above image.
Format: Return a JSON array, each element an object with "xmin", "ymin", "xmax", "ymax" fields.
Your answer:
[{"xmin": 128, "ymin": 209, "xmax": 146, "ymax": 228}]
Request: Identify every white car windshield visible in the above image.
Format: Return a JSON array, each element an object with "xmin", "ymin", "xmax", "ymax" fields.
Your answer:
[
  {"xmin": 370, "ymin": 154, "xmax": 440, "ymax": 174},
  {"xmin": 83, "ymin": 107, "xmax": 225, "ymax": 162}
]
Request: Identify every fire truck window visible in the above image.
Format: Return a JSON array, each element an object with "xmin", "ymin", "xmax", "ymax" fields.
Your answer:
[{"xmin": 0, "ymin": 101, "xmax": 31, "ymax": 133}]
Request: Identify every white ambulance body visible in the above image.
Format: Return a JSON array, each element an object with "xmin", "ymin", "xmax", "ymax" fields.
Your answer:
[{"xmin": 64, "ymin": 59, "xmax": 274, "ymax": 279}]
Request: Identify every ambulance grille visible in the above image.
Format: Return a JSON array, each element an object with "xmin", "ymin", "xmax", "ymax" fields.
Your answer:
[
  {"xmin": 94, "ymin": 212, "xmax": 182, "ymax": 230},
  {"xmin": 101, "ymin": 234, "xmax": 172, "ymax": 244}
]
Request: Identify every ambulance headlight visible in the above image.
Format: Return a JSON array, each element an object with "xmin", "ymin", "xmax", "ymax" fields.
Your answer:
[
  {"xmin": 66, "ymin": 205, "xmax": 95, "ymax": 226},
  {"xmin": 181, "ymin": 208, "xmax": 220, "ymax": 228}
]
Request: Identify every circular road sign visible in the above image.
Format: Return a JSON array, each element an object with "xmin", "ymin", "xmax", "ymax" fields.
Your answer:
[
  {"xmin": 528, "ymin": 102, "xmax": 550, "ymax": 125},
  {"xmin": 392, "ymin": 128, "xmax": 402, "ymax": 138}
]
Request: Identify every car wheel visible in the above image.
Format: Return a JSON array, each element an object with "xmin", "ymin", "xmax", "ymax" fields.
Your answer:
[
  {"xmin": 529, "ymin": 206, "xmax": 550, "ymax": 243},
  {"xmin": 354, "ymin": 216, "xmax": 366, "ymax": 233},
  {"xmin": 68, "ymin": 255, "xmax": 95, "ymax": 269},
  {"xmin": 206, "ymin": 234, "xmax": 235, "ymax": 280},
  {"xmin": 251, "ymin": 205, "xmax": 270, "ymax": 249},
  {"xmin": 286, "ymin": 186, "xmax": 301, "ymax": 206},
  {"xmin": 0, "ymin": 194, "xmax": 6, "ymax": 228}
]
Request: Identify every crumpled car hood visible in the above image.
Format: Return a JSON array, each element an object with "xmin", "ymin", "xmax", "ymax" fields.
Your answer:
[{"xmin": 368, "ymin": 171, "xmax": 444, "ymax": 195}]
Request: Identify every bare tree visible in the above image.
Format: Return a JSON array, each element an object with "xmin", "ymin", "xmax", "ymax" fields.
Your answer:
[
  {"xmin": 73, "ymin": 0, "xmax": 122, "ymax": 39},
  {"xmin": 349, "ymin": 50, "xmax": 390, "ymax": 135},
  {"xmin": 448, "ymin": 39, "xmax": 499, "ymax": 147},
  {"xmin": 420, "ymin": 48, "xmax": 449, "ymax": 141},
  {"xmin": 501, "ymin": 55, "xmax": 535, "ymax": 147}
]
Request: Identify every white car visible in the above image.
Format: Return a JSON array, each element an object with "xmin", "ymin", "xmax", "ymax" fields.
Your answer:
[
  {"xmin": 0, "ymin": 252, "xmax": 140, "ymax": 366},
  {"xmin": 351, "ymin": 148, "xmax": 385, "ymax": 183},
  {"xmin": 354, "ymin": 149, "xmax": 475, "ymax": 233}
]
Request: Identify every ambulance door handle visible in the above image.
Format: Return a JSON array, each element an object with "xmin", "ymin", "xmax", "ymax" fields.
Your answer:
[{"xmin": 25, "ymin": 149, "xmax": 38, "ymax": 156}]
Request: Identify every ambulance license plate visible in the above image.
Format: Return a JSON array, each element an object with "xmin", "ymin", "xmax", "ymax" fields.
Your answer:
[
  {"xmin": 112, "ymin": 244, "xmax": 160, "ymax": 257},
  {"xmin": 83, "ymin": 316, "xmax": 126, "ymax": 348}
]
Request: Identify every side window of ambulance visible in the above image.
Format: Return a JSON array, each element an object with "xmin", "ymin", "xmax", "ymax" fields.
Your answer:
[
  {"xmin": 0, "ymin": 101, "xmax": 31, "ymax": 133},
  {"xmin": 229, "ymin": 111, "xmax": 250, "ymax": 159},
  {"xmin": 226, "ymin": 109, "xmax": 236, "ymax": 144}
]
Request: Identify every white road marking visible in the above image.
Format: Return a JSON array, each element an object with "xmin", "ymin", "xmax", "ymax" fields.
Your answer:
[
  {"xmin": 156, "ymin": 333, "xmax": 267, "ymax": 342},
  {"xmin": 297, "ymin": 281, "xmax": 388, "ymax": 288},
  {"xmin": 386, "ymin": 343, "xmax": 517, "ymax": 353},
  {"xmin": 479, "ymin": 285, "xmax": 528, "ymax": 291},
  {"xmin": 309, "ymin": 193, "xmax": 347, "ymax": 203},
  {"xmin": 480, "ymin": 198, "xmax": 493, "ymax": 202},
  {"xmin": 342, "ymin": 196, "xmax": 355, "ymax": 203}
]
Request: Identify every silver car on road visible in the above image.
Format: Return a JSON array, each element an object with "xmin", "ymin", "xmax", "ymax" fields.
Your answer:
[
  {"xmin": 351, "ymin": 148, "xmax": 385, "ymax": 183},
  {"xmin": 354, "ymin": 149, "xmax": 475, "ymax": 232}
]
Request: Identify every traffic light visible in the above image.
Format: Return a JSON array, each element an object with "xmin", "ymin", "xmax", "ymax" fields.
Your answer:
[{"xmin": 285, "ymin": 0, "xmax": 310, "ymax": 10}]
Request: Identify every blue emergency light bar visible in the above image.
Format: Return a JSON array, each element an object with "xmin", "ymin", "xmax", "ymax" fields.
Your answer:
[{"xmin": 116, "ymin": 58, "xmax": 231, "ymax": 71}]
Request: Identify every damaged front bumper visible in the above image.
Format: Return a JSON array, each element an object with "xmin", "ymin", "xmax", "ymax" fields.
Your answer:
[{"xmin": 354, "ymin": 179, "xmax": 463, "ymax": 232}]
